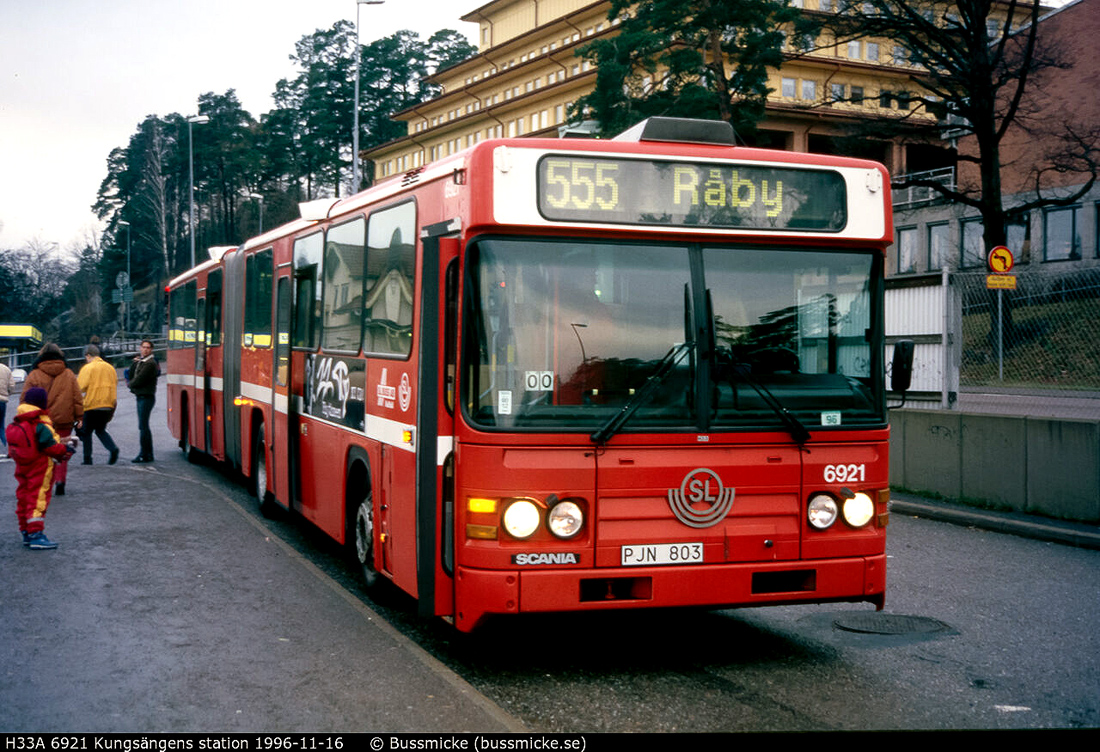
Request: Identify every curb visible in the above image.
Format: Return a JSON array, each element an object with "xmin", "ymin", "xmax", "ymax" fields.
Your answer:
[{"xmin": 890, "ymin": 493, "xmax": 1100, "ymax": 551}]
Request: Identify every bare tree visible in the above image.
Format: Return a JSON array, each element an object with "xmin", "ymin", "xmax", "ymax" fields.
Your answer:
[
  {"xmin": 138, "ymin": 118, "xmax": 173, "ymax": 283},
  {"xmin": 822, "ymin": 0, "xmax": 1100, "ymax": 251}
]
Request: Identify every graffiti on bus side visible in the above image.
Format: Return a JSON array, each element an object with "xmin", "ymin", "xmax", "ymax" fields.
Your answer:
[{"xmin": 305, "ymin": 354, "xmax": 366, "ymax": 431}]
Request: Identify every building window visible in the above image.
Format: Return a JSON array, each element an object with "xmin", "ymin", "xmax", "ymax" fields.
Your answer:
[
  {"xmin": 928, "ymin": 223, "xmax": 950, "ymax": 270},
  {"xmin": 847, "ymin": 40, "xmax": 861, "ymax": 59},
  {"xmin": 819, "ymin": 0, "xmax": 834, "ymax": 11},
  {"xmin": 1008, "ymin": 212, "xmax": 1031, "ymax": 261},
  {"xmin": 897, "ymin": 227, "xmax": 918, "ymax": 274},
  {"xmin": 850, "ymin": 85, "xmax": 864, "ymax": 103},
  {"xmin": 1044, "ymin": 206, "xmax": 1081, "ymax": 261},
  {"xmin": 801, "ymin": 79, "xmax": 817, "ymax": 101},
  {"xmin": 830, "ymin": 83, "xmax": 845, "ymax": 102},
  {"xmin": 867, "ymin": 42, "xmax": 880, "ymax": 61},
  {"xmin": 879, "ymin": 90, "xmax": 893, "ymax": 109},
  {"xmin": 961, "ymin": 218, "xmax": 985, "ymax": 269},
  {"xmin": 782, "ymin": 77, "xmax": 797, "ymax": 98}
]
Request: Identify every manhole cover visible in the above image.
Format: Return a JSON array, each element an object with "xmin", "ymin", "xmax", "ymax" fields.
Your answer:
[{"xmin": 834, "ymin": 613, "xmax": 950, "ymax": 635}]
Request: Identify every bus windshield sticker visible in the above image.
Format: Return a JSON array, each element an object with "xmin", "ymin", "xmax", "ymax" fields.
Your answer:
[
  {"xmin": 524, "ymin": 371, "xmax": 555, "ymax": 391},
  {"xmin": 305, "ymin": 354, "xmax": 366, "ymax": 430},
  {"xmin": 497, "ymin": 390, "xmax": 513, "ymax": 415},
  {"xmin": 538, "ymin": 156, "xmax": 847, "ymax": 232}
]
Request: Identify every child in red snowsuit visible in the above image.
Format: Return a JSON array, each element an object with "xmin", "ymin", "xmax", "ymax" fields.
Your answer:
[{"xmin": 7, "ymin": 387, "xmax": 74, "ymax": 549}]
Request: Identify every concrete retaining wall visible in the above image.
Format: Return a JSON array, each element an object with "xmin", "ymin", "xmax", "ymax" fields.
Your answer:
[{"xmin": 889, "ymin": 409, "xmax": 1100, "ymax": 523}]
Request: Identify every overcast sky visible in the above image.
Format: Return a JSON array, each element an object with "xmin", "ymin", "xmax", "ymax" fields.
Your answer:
[{"xmin": 0, "ymin": 0, "xmax": 479, "ymax": 253}]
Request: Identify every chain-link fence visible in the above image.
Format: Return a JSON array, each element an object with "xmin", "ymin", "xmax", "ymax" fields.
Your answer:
[{"xmin": 954, "ymin": 267, "xmax": 1100, "ymax": 393}]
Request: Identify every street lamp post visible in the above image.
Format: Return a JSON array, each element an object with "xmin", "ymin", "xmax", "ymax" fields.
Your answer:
[
  {"xmin": 119, "ymin": 220, "xmax": 131, "ymax": 334},
  {"xmin": 187, "ymin": 114, "xmax": 210, "ymax": 268},
  {"xmin": 352, "ymin": 0, "xmax": 385, "ymax": 193},
  {"xmin": 243, "ymin": 192, "xmax": 264, "ymax": 235}
]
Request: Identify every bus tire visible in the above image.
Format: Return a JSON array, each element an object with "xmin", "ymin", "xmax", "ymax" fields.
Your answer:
[
  {"xmin": 180, "ymin": 406, "xmax": 198, "ymax": 463},
  {"xmin": 351, "ymin": 484, "xmax": 382, "ymax": 593},
  {"xmin": 253, "ymin": 425, "xmax": 275, "ymax": 517}
]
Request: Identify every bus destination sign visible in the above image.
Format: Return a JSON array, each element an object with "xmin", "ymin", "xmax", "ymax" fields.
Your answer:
[{"xmin": 537, "ymin": 156, "xmax": 847, "ymax": 231}]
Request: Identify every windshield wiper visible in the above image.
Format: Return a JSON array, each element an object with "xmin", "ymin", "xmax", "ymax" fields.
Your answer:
[
  {"xmin": 590, "ymin": 342, "xmax": 691, "ymax": 445},
  {"xmin": 721, "ymin": 356, "xmax": 811, "ymax": 447}
]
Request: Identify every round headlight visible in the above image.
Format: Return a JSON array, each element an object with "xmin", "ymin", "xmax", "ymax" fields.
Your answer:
[
  {"xmin": 548, "ymin": 500, "xmax": 584, "ymax": 539},
  {"xmin": 843, "ymin": 492, "xmax": 875, "ymax": 528},
  {"xmin": 808, "ymin": 494, "xmax": 838, "ymax": 530},
  {"xmin": 503, "ymin": 499, "xmax": 541, "ymax": 539}
]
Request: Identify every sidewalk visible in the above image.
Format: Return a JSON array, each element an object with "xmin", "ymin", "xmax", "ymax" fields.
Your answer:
[
  {"xmin": 0, "ymin": 377, "xmax": 525, "ymax": 733},
  {"xmin": 890, "ymin": 491, "xmax": 1100, "ymax": 550}
]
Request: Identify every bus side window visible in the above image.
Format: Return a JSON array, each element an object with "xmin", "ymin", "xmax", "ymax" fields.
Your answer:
[
  {"xmin": 245, "ymin": 249, "xmax": 274, "ymax": 348},
  {"xmin": 363, "ymin": 202, "xmax": 415, "ymax": 357},
  {"xmin": 174, "ymin": 280, "xmax": 197, "ymax": 348},
  {"xmin": 207, "ymin": 269, "xmax": 223, "ymax": 347},
  {"xmin": 293, "ymin": 232, "xmax": 324, "ymax": 349},
  {"xmin": 322, "ymin": 217, "xmax": 366, "ymax": 352}
]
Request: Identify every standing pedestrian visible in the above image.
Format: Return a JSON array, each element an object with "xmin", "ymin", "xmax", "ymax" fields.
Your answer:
[
  {"xmin": 22, "ymin": 343, "xmax": 83, "ymax": 495},
  {"xmin": 129, "ymin": 340, "xmax": 158, "ymax": 463},
  {"xmin": 0, "ymin": 360, "xmax": 14, "ymax": 458},
  {"xmin": 7, "ymin": 387, "xmax": 75, "ymax": 549},
  {"xmin": 77, "ymin": 344, "xmax": 120, "ymax": 465}
]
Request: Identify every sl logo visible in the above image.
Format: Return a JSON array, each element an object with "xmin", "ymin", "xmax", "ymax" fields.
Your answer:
[{"xmin": 668, "ymin": 468, "xmax": 735, "ymax": 528}]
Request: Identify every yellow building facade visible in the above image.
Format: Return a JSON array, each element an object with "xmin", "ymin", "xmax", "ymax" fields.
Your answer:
[{"xmin": 365, "ymin": 0, "xmax": 1010, "ymax": 181}]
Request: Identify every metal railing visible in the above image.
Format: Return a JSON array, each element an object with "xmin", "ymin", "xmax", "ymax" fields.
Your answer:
[
  {"xmin": 892, "ymin": 166, "xmax": 956, "ymax": 208},
  {"xmin": 4, "ymin": 336, "xmax": 168, "ymax": 378}
]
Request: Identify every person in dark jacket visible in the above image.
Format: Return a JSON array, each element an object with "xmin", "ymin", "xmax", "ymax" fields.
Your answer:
[{"xmin": 129, "ymin": 340, "xmax": 159, "ymax": 463}]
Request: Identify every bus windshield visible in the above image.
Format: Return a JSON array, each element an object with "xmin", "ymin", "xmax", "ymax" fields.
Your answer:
[{"xmin": 463, "ymin": 237, "xmax": 884, "ymax": 435}]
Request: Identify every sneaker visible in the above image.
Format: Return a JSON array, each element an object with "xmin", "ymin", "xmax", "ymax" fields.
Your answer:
[
  {"xmin": 25, "ymin": 532, "xmax": 58, "ymax": 550},
  {"xmin": 131, "ymin": 455, "xmax": 151, "ymax": 463},
  {"xmin": 21, "ymin": 531, "xmax": 30, "ymax": 547},
  {"xmin": 108, "ymin": 448, "xmax": 119, "ymax": 465}
]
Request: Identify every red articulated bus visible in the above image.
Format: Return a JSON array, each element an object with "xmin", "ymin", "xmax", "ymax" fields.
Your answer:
[{"xmin": 166, "ymin": 117, "xmax": 907, "ymax": 631}]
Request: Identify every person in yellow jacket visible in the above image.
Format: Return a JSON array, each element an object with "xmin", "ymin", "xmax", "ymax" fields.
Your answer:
[{"xmin": 77, "ymin": 344, "xmax": 120, "ymax": 465}]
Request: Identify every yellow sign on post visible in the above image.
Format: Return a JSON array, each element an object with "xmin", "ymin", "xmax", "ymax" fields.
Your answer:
[
  {"xmin": 987, "ymin": 245, "xmax": 1015, "ymax": 273},
  {"xmin": 986, "ymin": 245, "xmax": 1016, "ymax": 289}
]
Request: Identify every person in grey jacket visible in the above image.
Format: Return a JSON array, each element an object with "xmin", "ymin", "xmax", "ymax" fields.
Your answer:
[{"xmin": 0, "ymin": 361, "xmax": 14, "ymax": 458}]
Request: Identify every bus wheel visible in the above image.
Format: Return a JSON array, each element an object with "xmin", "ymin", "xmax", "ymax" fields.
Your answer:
[
  {"xmin": 180, "ymin": 412, "xmax": 200, "ymax": 463},
  {"xmin": 253, "ymin": 426, "xmax": 274, "ymax": 517},
  {"xmin": 353, "ymin": 492, "xmax": 381, "ymax": 592}
]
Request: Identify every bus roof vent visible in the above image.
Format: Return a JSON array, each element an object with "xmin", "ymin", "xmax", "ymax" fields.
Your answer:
[
  {"xmin": 612, "ymin": 117, "xmax": 735, "ymax": 146},
  {"xmin": 299, "ymin": 198, "xmax": 339, "ymax": 221}
]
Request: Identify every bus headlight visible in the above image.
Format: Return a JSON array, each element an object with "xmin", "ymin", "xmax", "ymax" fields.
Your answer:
[
  {"xmin": 843, "ymin": 492, "xmax": 875, "ymax": 528},
  {"xmin": 808, "ymin": 494, "xmax": 838, "ymax": 530},
  {"xmin": 548, "ymin": 500, "xmax": 584, "ymax": 539},
  {"xmin": 502, "ymin": 499, "xmax": 541, "ymax": 539}
]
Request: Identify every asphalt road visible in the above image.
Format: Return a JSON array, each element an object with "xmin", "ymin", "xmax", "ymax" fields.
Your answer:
[
  {"xmin": 0, "ymin": 378, "xmax": 523, "ymax": 733},
  {"xmin": 2, "ymin": 376, "xmax": 1097, "ymax": 732}
]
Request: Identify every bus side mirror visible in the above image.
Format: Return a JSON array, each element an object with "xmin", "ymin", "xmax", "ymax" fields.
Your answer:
[{"xmin": 890, "ymin": 340, "xmax": 914, "ymax": 394}]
